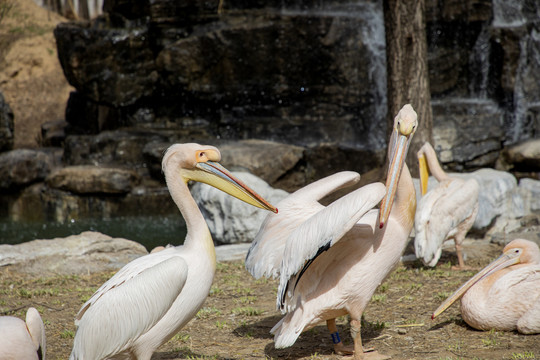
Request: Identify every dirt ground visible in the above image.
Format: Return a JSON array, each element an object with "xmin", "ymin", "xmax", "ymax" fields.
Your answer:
[
  {"xmin": 1, "ymin": 240, "xmax": 539, "ymax": 360},
  {"xmin": 0, "ymin": 0, "xmax": 73, "ymax": 149}
]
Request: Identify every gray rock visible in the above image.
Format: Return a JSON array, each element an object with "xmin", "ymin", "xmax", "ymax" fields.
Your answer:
[
  {"xmin": 0, "ymin": 148, "xmax": 62, "ymax": 190},
  {"xmin": 0, "ymin": 91, "xmax": 14, "ymax": 151},
  {"xmin": 41, "ymin": 120, "xmax": 67, "ymax": 147},
  {"xmin": 54, "ymin": 15, "xmax": 158, "ymax": 107},
  {"xmin": 46, "ymin": 165, "xmax": 140, "ymax": 194},
  {"xmin": 218, "ymin": 139, "xmax": 304, "ymax": 184},
  {"xmin": 518, "ymin": 178, "xmax": 540, "ymax": 213},
  {"xmin": 431, "ymin": 99, "xmax": 504, "ymax": 169},
  {"xmin": 192, "ymin": 171, "xmax": 288, "ymax": 244},
  {"xmin": 63, "ymin": 129, "xmax": 169, "ymax": 170},
  {"xmin": 216, "ymin": 243, "xmax": 252, "ymax": 262},
  {"xmin": 0, "ymin": 231, "xmax": 148, "ymax": 275},
  {"xmin": 9, "ymin": 182, "xmax": 176, "ymax": 223},
  {"xmin": 497, "ymin": 138, "xmax": 540, "ymax": 172}
]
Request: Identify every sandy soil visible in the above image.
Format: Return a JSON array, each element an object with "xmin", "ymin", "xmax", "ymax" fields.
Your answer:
[
  {"xmin": 1, "ymin": 241, "xmax": 539, "ymax": 360},
  {"xmin": 0, "ymin": 0, "xmax": 73, "ymax": 149}
]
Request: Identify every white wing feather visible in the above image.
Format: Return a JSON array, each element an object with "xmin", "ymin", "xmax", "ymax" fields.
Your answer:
[
  {"xmin": 245, "ymin": 171, "xmax": 361, "ymax": 279},
  {"xmin": 71, "ymin": 255, "xmax": 188, "ymax": 360},
  {"xmin": 277, "ymin": 182, "xmax": 386, "ymax": 310}
]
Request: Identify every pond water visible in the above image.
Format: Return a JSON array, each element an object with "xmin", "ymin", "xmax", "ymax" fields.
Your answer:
[{"xmin": 0, "ymin": 215, "xmax": 187, "ymax": 252}]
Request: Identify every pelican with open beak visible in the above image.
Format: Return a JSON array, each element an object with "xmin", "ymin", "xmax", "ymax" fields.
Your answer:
[
  {"xmin": 245, "ymin": 104, "xmax": 418, "ymax": 359},
  {"xmin": 432, "ymin": 238, "xmax": 540, "ymax": 333}
]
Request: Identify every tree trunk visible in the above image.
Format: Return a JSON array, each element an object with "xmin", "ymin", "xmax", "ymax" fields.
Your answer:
[{"xmin": 383, "ymin": 0, "xmax": 433, "ymax": 177}]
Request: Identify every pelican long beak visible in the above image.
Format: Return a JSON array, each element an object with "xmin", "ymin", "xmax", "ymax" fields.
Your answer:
[
  {"xmin": 431, "ymin": 249, "xmax": 521, "ymax": 319},
  {"xmin": 189, "ymin": 161, "xmax": 278, "ymax": 213},
  {"xmin": 418, "ymin": 154, "xmax": 429, "ymax": 195},
  {"xmin": 378, "ymin": 129, "xmax": 412, "ymax": 228}
]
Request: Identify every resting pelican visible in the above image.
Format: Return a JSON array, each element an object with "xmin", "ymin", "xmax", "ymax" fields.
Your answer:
[
  {"xmin": 246, "ymin": 104, "xmax": 418, "ymax": 359},
  {"xmin": 0, "ymin": 307, "xmax": 46, "ymax": 360},
  {"xmin": 432, "ymin": 239, "xmax": 540, "ymax": 333},
  {"xmin": 70, "ymin": 143, "xmax": 277, "ymax": 360},
  {"xmin": 414, "ymin": 142, "xmax": 479, "ymax": 269}
]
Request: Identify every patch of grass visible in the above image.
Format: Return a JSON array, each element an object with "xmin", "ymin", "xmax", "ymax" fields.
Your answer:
[
  {"xmin": 398, "ymin": 294, "xmax": 415, "ymax": 302},
  {"xmin": 371, "ymin": 294, "xmax": 387, "ymax": 303},
  {"xmin": 481, "ymin": 329, "xmax": 500, "ymax": 347},
  {"xmin": 18, "ymin": 288, "xmax": 32, "ymax": 298},
  {"xmin": 196, "ymin": 307, "xmax": 222, "ymax": 319},
  {"xmin": 511, "ymin": 352, "xmax": 535, "ymax": 359},
  {"xmin": 232, "ymin": 306, "xmax": 263, "ymax": 316},
  {"xmin": 408, "ymin": 283, "xmax": 423, "ymax": 292},
  {"xmin": 434, "ymin": 291, "xmax": 451, "ymax": 301},
  {"xmin": 60, "ymin": 329, "xmax": 75, "ymax": 339},
  {"xmin": 215, "ymin": 320, "xmax": 227, "ymax": 329},
  {"xmin": 209, "ymin": 286, "xmax": 223, "ymax": 296},
  {"xmin": 236, "ymin": 287, "xmax": 253, "ymax": 296},
  {"xmin": 171, "ymin": 332, "xmax": 191, "ymax": 343}
]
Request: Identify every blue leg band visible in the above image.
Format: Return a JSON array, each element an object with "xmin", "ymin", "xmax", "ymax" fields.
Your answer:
[{"xmin": 331, "ymin": 331, "xmax": 341, "ymax": 344}]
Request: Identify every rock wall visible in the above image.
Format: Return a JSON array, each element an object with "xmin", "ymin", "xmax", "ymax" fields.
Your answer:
[
  {"xmin": 53, "ymin": 0, "xmax": 540, "ymax": 175},
  {"xmin": 2, "ymin": 0, "xmax": 540, "ymax": 230}
]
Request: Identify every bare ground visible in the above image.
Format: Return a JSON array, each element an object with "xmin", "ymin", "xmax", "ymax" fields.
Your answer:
[{"xmin": 1, "ymin": 240, "xmax": 539, "ymax": 360}]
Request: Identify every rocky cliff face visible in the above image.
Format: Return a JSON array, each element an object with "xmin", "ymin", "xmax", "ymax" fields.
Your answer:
[
  {"xmin": 53, "ymin": 0, "xmax": 540, "ymax": 176},
  {"xmin": 2, "ymin": 0, "xmax": 540, "ymax": 234}
]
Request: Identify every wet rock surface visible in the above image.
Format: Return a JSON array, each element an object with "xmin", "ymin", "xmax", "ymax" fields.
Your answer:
[
  {"xmin": 0, "ymin": 231, "xmax": 148, "ymax": 275},
  {"xmin": 0, "ymin": 92, "xmax": 14, "ymax": 152},
  {"xmin": 46, "ymin": 165, "xmax": 140, "ymax": 194},
  {"xmin": 0, "ymin": 148, "xmax": 62, "ymax": 191}
]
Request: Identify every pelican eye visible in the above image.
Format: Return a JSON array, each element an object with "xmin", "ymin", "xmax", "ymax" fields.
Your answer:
[{"xmin": 196, "ymin": 151, "xmax": 207, "ymax": 162}]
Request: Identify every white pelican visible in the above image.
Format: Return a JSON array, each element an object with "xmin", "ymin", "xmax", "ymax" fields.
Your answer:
[
  {"xmin": 414, "ymin": 141, "xmax": 479, "ymax": 269},
  {"xmin": 0, "ymin": 307, "xmax": 46, "ymax": 360},
  {"xmin": 432, "ymin": 238, "xmax": 540, "ymax": 333},
  {"xmin": 70, "ymin": 143, "xmax": 277, "ymax": 360},
  {"xmin": 246, "ymin": 104, "xmax": 418, "ymax": 359}
]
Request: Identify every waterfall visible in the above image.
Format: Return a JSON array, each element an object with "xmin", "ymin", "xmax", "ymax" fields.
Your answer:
[
  {"xmin": 280, "ymin": 2, "xmax": 387, "ymax": 149},
  {"xmin": 492, "ymin": 0, "xmax": 526, "ymax": 28},
  {"xmin": 359, "ymin": 1, "xmax": 387, "ymax": 149},
  {"xmin": 469, "ymin": 25, "xmax": 491, "ymax": 99}
]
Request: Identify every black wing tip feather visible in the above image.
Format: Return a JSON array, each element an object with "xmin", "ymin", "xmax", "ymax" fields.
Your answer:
[{"xmin": 279, "ymin": 240, "xmax": 332, "ymax": 309}]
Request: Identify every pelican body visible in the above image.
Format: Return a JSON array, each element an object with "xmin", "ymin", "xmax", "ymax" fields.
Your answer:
[
  {"xmin": 246, "ymin": 105, "xmax": 418, "ymax": 359},
  {"xmin": 70, "ymin": 143, "xmax": 276, "ymax": 360},
  {"xmin": 414, "ymin": 142, "xmax": 479, "ymax": 269},
  {"xmin": 433, "ymin": 239, "xmax": 540, "ymax": 333},
  {"xmin": 0, "ymin": 307, "xmax": 46, "ymax": 360}
]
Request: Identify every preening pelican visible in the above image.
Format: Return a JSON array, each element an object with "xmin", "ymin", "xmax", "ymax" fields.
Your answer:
[
  {"xmin": 432, "ymin": 239, "xmax": 540, "ymax": 333},
  {"xmin": 246, "ymin": 104, "xmax": 418, "ymax": 359},
  {"xmin": 70, "ymin": 143, "xmax": 277, "ymax": 360},
  {"xmin": 0, "ymin": 307, "xmax": 46, "ymax": 360},
  {"xmin": 414, "ymin": 142, "xmax": 479, "ymax": 269}
]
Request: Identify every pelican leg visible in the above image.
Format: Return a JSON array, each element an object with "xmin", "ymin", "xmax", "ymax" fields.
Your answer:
[
  {"xmin": 350, "ymin": 319, "xmax": 391, "ymax": 360},
  {"xmin": 327, "ymin": 318, "xmax": 353, "ymax": 355},
  {"xmin": 452, "ymin": 237, "xmax": 473, "ymax": 271}
]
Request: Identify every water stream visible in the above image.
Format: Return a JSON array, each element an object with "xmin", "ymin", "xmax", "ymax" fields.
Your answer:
[{"xmin": 0, "ymin": 215, "xmax": 187, "ymax": 251}]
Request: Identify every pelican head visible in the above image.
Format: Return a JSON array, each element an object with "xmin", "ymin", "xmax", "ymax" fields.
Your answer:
[
  {"xmin": 378, "ymin": 104, "xmax": 418, "ymax": 228},
  {"xmin": 432, "ymin": 239, "xmax": 540, "ymax": 319},
  {"xmin": 163, "ymin": 143, "xmax": 277, "ymax": 213}
]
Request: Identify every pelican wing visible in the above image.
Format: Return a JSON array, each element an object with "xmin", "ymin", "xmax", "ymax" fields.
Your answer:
[
  {"xmin": 277, "ymin": 182, "xmax": 386, "ymax": 311},
  {"xmin": 245, "ymin": 171, "xmax": 361, "ymax": 279},
  {"xmin": 71, "ymin": 254, "xmax": 188, "ymax": 359}
]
